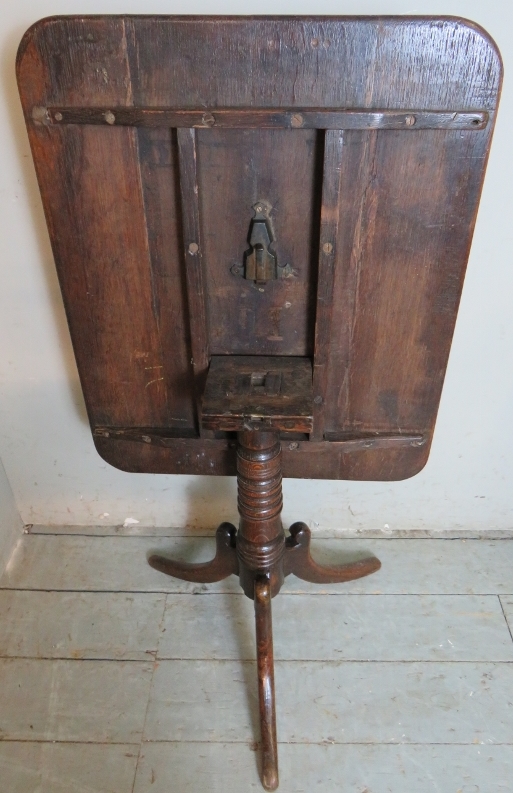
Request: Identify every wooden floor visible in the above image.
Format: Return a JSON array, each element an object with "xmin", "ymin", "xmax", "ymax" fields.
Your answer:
[{"xmin": 1, "ymin": 529, "xmax": 513, "ymax": 791}]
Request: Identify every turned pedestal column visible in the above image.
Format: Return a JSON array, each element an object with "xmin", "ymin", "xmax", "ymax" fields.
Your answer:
[{"xmin": 149, "ymin": 426, "xmax": 380, "ymax": 790}]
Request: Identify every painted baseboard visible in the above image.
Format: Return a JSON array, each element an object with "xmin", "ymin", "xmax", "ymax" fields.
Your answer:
[{"xmin": 27, "ymin": 524, "xmax": 513, "ymax": 540}]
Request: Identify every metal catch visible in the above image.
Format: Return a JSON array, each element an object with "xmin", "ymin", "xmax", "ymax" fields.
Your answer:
[{"xmin": 243, "ymin": 203, "xmax": 278, "ymax": 284}]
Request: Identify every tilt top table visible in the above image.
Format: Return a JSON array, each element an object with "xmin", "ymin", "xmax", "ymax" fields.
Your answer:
[{"xmin": 17, "ymin": 15, "xmax": 501, "ymax": 790}]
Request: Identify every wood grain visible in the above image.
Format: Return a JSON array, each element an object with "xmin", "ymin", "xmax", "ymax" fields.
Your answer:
[
  {"xmin": 17, "ymin": 15, "xmax": 502, "ymax": 479},
  {"xmin": 196, "ymin": 128, "xmax": 320, "ymax": 357},
  {"xmin": 311, "ymin": 130, "xmax": 345, "ymax": 440},
  {"xmin": 201, "ymin": 356, "xmax": 313, "ymax": 433}
]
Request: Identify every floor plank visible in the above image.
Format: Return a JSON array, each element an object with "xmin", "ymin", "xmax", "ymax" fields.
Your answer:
[
  {"xmin": 144, "ymin": 659, "xmax": 513, "ymax": 744},
  {"xmin": 499, "ymin": 596, "xmax": 513, "ymax": 639},
  {"xmin": 159, "ymin": 593, "xmax": 513, "ymax": 661},
  {"xmin": 2, "ymin": 535, "xmax": 513, "ymax": 594},
  {"xmin": 2, "ymin": 533, "xmax": 513, "ymax": 793},
  {"xmin": 0, "ymin": 591, "xmax": 166, "ymax": 659},
  {"xmin": 134, "ymin": 742, "xmax": 513, "ymax": 793},
  {"xmin": 0, "ymin": 742, "xmax": 138, "ymax": 793},
  {"xmin": 0, "ymin": 659, "xmax": 153, "ymax": 742}
]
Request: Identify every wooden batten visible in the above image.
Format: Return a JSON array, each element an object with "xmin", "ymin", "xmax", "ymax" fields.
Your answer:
[
  {"xmin": 176, "ymin": 127, "xmax": 212, "ymax": 438},
  {"xmin": 311, "ymin": 130, "xmax": 345, "ymax": 441}
]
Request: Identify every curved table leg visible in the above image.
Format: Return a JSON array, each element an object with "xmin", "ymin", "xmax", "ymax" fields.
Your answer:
[
  {"xmin": 148, "ymin": 522, "xmax": 238, "ymax": 582},
  {"xmin": 284, "ymin": 522, "xmax": 381, "ymax": 583},
  {"xmin": 254, "ymin": 575, "xmax": 279, "ymax": 791}
]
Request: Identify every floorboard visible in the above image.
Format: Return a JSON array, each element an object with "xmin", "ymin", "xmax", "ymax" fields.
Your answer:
[
  {"xmin": 159, "ymin": 592, "xmax": 513, "ymax": 661},
  {"xmin": 2, "ymin": 535, "xmax": 513, "ymax": 594},
  {"xmin": 133, "ymin": 742, "xmax": 513, "ymax": 793},
  {"xmin": 1, "ymin": 530, "xmax": 513, "ymax": 791},
  {"xmin": 0, "ymin": 743, "xmax": 138, "ymax": 793},
  {"xmin": 0, "ymin": 591, "xmax": 166, "ymax": 660}
]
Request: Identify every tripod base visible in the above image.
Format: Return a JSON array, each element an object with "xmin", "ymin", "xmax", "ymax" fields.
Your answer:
[
  {"xmin": 148, "ymin": 430, "xmax": 381, "ymax": 790},
  {"xmin": 148, "ymin": 522, "xmax": 380, "ymax": 587}
]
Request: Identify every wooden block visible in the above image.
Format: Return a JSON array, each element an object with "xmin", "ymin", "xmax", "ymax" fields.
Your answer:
[{"xmin": 202, "ymin": 356, "xmax": 313, "ymax": 432}]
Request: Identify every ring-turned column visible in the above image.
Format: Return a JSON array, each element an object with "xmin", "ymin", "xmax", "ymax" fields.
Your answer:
[{"xmin": 236, "ymin": 429, "xmax": 286, "ymax": 598}]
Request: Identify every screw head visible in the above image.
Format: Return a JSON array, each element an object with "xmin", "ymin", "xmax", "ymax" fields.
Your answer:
[
  {"xmin": 405, "ymin": 115, "xmax": 416, "ymax": 127},
  {"xmin": 322, "ymin": 242, "xmax": 333, "ymax": 254},
  {"xmin": 291, "ymin": 113, "xmax": 304, "ymax": 128},
  {"xmin": 104, "ymin": 110, "xmax": 116, "ymax": 125},
  {"xmin": 54, "ymin": 111, "xmax": 63, "ymax": 122},
  {"xmin": 314, "ymin": 395, "xmax": 323, "ymax": 405},
  {"xmin": 201, "ymin": 113, "xmax": 215, "ymax": 126},
  {"xmin": 188, "ymin": 242, "xmax": 199, "ymax": 254}
]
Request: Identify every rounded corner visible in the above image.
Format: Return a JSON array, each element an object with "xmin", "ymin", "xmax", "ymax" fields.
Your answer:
[
  {"xmin": 93, "ymin": 436, "xmax": 136, "ymax": 474},
  {"xmin": 396, "ymin": 447, "xmax": 431, "ymax": 481},
  {"xmin": 450, "ymin": 16, "xmax": 503, "ymax": 80},
  {"xmin": 16, "ymin": 17, "xmax": 57, "ymax": 74}
]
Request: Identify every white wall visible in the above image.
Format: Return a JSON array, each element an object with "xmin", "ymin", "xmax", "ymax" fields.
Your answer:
[
  {"xmin": 0, "ymin": 0, "xmax": 512, "ymax": 532},
  {"xmin": 0, "ymin": 458, "xmax": 23, "ymax": 569}
]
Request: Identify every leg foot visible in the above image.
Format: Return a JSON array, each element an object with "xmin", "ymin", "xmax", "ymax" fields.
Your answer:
[
  {"xmin": 255, "ymin": 575, "xmax": 279, "ymax": 791},
  {"xmin": 148, "ymin": 522, "xmax": 238, "ymax": 583},
  {"xmin": 284, "ymin": 522, "xmax": 380, "ymax": 583}
]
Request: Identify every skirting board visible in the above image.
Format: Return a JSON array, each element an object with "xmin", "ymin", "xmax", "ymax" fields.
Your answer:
[{"xmin": 27, "ymin": 525, "xmax": 513, "ymax": 540}]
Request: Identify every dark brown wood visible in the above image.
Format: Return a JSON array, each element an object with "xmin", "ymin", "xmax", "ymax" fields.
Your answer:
[
  {"xmin": 93, "ymin": 431, "xmax": 429, "ymax": 481},
  {"xmin": 148, "ymin": 426, "xmax": 381, "ymax": 790},
  {"xmin": 149, "ymin": 522, "xmax": 238, "ymax": 582},
  {"xmin": 235, "ymin": 430, "xmax": 286, "ymax": 599},
  {"xmin": 311, "ymin": 130, "xmax": 345, "ymax": 440},
  {"xmin": 43, "ymin": 106, "xmax": 489, "ymax": 130},
  {"xmin": 17, "ymin": 15, "xmax": 501, "ymax": 480},
  {"xmin": 136, "ymin": 126, "xmax": 197, "ymax": 433},
  {"xmin": 198, "ymin": 126, "xmax": 319, "ymax": 359},
  {"xmin": 17, "ymin": 17, "xmax": 502, "ymax": 792},
  {"xmin": 254, "ymin": 575, "xmax": 279, "ymax": 792},
  {"xmin": 176, "ymin": 127, "xmax": 211, "ymax": 437},
  {"xmin": 202, "ymin": 356, "xmax": 313, "ymax": 433},
  {"xmin": 284, "ymin": 522, "xmax": 381, "ymax": 582}
]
